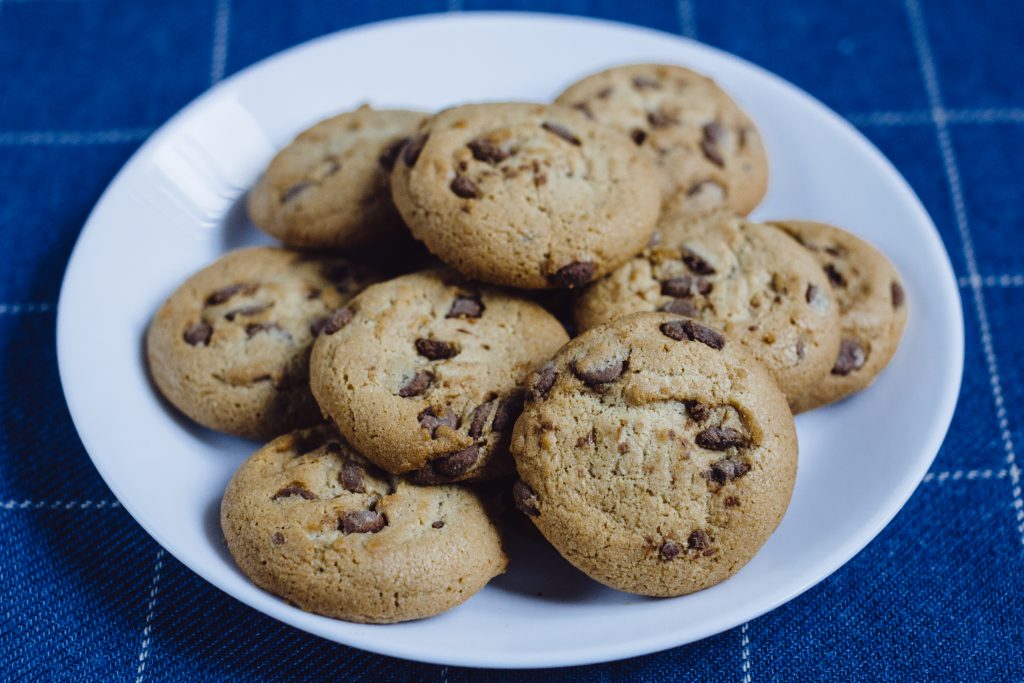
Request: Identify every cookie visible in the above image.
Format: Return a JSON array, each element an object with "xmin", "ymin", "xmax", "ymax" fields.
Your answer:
[
  {"xmin": 309, "ymin": 270, "xmax": 570, "ymax": 482},
  {"xmin": 574, "ymin": 210, "xmax": 840, "ymax": 409},
  {"xmin": 221, "ymin": 425, "xmax": 508, "ymax": 623},
  {"xmin": 247, "ymin": 105, "xmax": 426, "ymax": 250},
  {"xmin": 772, "ymin": 220, "xmax": 908, "ymax": 412},
  {"xmin": 510, "ymin": 311, "xmax": 797, "ymax": 597},
  {"xmin": 555, "ymin": 64, "xmax": 768, "ymax": 215},
  {"xmin": 147, "ymin": 247, "xmax": 382, "ymax": 439},
  {"xmin": 389, "ymin": 102, "xmax": 662, "ymax": 289}
]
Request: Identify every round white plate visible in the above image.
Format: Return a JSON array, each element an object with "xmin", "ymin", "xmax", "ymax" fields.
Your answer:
[{"xmin": 57, "ymin": 13, "xmax": 963, "ymax": 669}]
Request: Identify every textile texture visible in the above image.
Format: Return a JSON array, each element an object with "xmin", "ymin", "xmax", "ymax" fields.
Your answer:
[{"xmin": 1, "ymin": 0, "xmax": 1022, "ymax": 680}]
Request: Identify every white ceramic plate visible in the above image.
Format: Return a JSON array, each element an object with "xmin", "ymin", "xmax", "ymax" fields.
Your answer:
[{"xmin": 57, "ymin": 13, "xmax": 963, "ymax": 669}]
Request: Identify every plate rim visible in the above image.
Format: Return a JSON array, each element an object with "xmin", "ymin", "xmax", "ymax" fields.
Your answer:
[{"xmin": 56, "ymin": 10, "xmax": 965, "ymax": 669}]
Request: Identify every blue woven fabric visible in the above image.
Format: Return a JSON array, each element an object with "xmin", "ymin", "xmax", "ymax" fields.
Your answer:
[{"xmin": 2, "ymin": 1, "xmax": 1022, "ymax": 680}]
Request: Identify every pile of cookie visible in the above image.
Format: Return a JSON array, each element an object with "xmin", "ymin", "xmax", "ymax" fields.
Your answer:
[{"xmin": 146, "ymin": 64, "xmax": 907, "ymax": 624}]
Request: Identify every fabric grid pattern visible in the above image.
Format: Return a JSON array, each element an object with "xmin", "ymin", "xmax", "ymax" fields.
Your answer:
[{"xmin": 1, "ymin": 0, "xmax": 1022, "ymax": 680}]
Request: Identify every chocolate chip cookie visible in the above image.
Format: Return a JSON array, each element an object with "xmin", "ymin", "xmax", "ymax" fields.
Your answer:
[
  {"xmin": 221, "ymin": 425, "xmax": 508, "ymax": 623},
  {"xmin": 510, "ymin": 311, "xmax": 797, "ymax": 597},
  {"xmin": 248, "ymin": 105, "xmax": 426, "ymax": 249},
  {"xmin": 555, "ymin": 64, "xmax": 768, "ymax": 215},
  {"xmin": 309, "ymin": 270, "xmax": 570, "ymax": 482},
  {"xmin": 574, "ymin": 210, "xmax": 840, "ymax": 410},
  {"xmin": 389, "ymin": 102, "xmax": 662, "ymax": 289},
  {"xmin": 772, "ymin": 220, "xmax": 908, "ymax": 412},
  {"xmin": 147, "ymin": 247, "xmax": 382, "ymax": 439}
]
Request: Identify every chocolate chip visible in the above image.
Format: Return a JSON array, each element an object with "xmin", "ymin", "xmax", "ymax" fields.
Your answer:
[
  {"xmin": 659, "ymin": 299, "xmax": 699, "ymax": 317},
  {"xmin": 512, "ymin": 480, "xmax": 540, "ymax": 516},
  {"xmin": 281, "ymin": 181, "xmax": 313, "ymax": 203},
  {"xmin": 892, "ymin": 281, "xmax": 905, "ymax": 308},
  {"xmin": 313, "ymin": 307, "xmax": 354, "ymax": 336},
  {"xmin": 806, "ymin": 284, "xmax": 819, "ymax": 304},
  {"xmin": 403, "ymin": 133, "xmax": 428, "ymax": 166},
  {"xmin": 415, "ymin": 338, "xmax": 459, "ymax": 360},
  {"xmin": 492, "ymin": 390, "xmax": 526, "ymax": 432},
  {"xmin": 378, "ymin": 136, "xmax": 410, "ymax": 171},
  {"xmin": 571, "ymin": 101, "xmax": 594, "ymax": 119},
  {"xmin": 684, "ymin": 400, "xmax": 710, "ymax": 423},
  {"xmin": 447, "ymin": 294, "xmax": 484, "ymax": 318},
  {"xmin": 433, "ymin": 445, "xmax": 480, "ymax": 477},
  {"xmin": 468, "ymin": 137, "xmax": 511, "ymax": 164},
  {"xmin": 687, "ymin": 530, "xmax": 710, "ymax": 550},
  {"xmin": 398, "ymin": 370, "xmax": 433, "ymax": 398},
  {"xmin": 632, "ymin": 76, "xmax": 661, "ymax": 90},
  {"xmin": 704, "ymin": 456, "xmax": 751, "ymax": 484},
  {"xmin": 630, "ymin": 128, "xmax": 648, "ymax": 145},
  {"xmin": 271, "ymin": 483, "xmax": 316, "ymax": 501},
  {"xmin": 184, "ymin": 321, "xmax": 212, "ymax": 346},
  {"xmin": 573, "ymin": 358, "xmax": 626, "ymax": 387},
  {"xmin": 724, "ymin": 496, "xmax": 740, "ymax": 508},
  {"xmin": 306, "ymin": 287, "xmax": 321, "ymax": 300},
  {"xmin": 548, "ymin": 261, "xmax": 596, "ymax": 288},
  {"xmin": 450, "ymin": 175, "xmax": 480, "ymax": 199},
  {"xmin": 407, "ymin": 468, "xmax": 446, "ymax": 486},
  {"xmin": 468, "ymin": 401, "xmax": 495, "ymax": 439},
  {"xmin": 245, "ymin": 321, "xmax": 284, "ymax": 338},
  {"xmin": 662, "ymin": 276, "xmax": 712, "ymax": 298},
  {"xmin": 529, "ymin": 363, "xmax": 558, "ymax": 401},
  {"xmin": 647, "ymin": 110, "xmax": 676, "ymax": 129},
  {"xmin": 832, "ymin": 338, "xmax": 866, "ymax": 376},
  {"xmin": 541, "ymin": 121, "xmax": 581, "ymax": 146},
  {"xmin": 681, "ymin": 248, "xmax": 716, "ymax": 275},
  {"xmin": 272, "ymin": 532, "xmax": 285, "ymax": 545},
  {"xmin": 340, "ymin": 510, "xmax": 386, "ymax": 534},
  {"xmin": 418, "ymin": 406, "xmax": 458, "ymax": 437},
  {"xmin": 341, "ymin": 462, "xmax": 365, "ymax": 493},
  {"xmin": 206, "ymin": 283, "xmax": 255, "ymax": 306},
  {"xmin": 696, "ymin": 427, "xmax": 749, "ymax": 451},
  {"xmin": 687, "ymin": 180, "xmax": 724, "ymax": 197},
  {"xmin": 225, "ymin": 303, "xmax": 270, "ymax": 321},
  {"xmin": 659, "ymin": 319, "xmax": 725, "ymax": 349},
  {"xmin": 431, "ymin": 521, "xmax": 445, "ymax": 529},
  {"xmin": 700, "ymin": 123, "xmax": 725, "ymax": 167},
  {"xmin": 824, "ymin": 263, "xmax": 846, "ymax": 287},
  {"xmin": 659, "ymin": 540, "xmax": 680, "ymax": 560},
  {"xmin": 597, "ymin": 86, "xmax": 614, "ymax": 98}
]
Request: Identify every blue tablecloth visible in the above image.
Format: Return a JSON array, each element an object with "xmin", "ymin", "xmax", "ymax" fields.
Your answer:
[{"xmin": 3, "ymin": 1, "xmax": 1022, "ymax": 680}]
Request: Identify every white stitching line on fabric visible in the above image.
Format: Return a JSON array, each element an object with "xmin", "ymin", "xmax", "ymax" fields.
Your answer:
[
  {"xmin": 740, "ymin": 621, "xmax": 751, "ymax": 683},
  {"xmin": 0, "ymin": 303, "xmax": 54, "ymax": 314},
  {"xmin": 0, "ymin": 129, "xmax": 153, "ymax": 145},
  {"xmin": 0, "ymin": 499, "xmax": 122, "ymax": 509},
  {"xmin": 210, "ymin": 0, "xmax": 231, "ymax": 85},
  {"xmin": 847, "ymin": 108, "xmax": 1024, "ymax": 127},
  {"xmin": 904, "ymin": 0, "xmax": 1024, "ymax": 547},
  {"xmin": 923, "ymin": 469, "xmax": 1009, "ymax": 483},
  {"xmin": 134, "ymin": 548, "xmax": 166, "ymax": 683},
  {"xmin": 677, "ymin": 0, "xmax": 697, "ymax": 39},
  {"xmin": 959, "ymin": 275, "xmax": 1024, "ymax": 288}
]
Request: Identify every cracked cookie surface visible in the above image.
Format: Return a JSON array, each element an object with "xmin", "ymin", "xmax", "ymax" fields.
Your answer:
[
  {"xmin": 772, "ymin": 220, "xmax": 908, "ymax": 412},
  {"xmin": 221, "ymin": 425, "xmax": 508, "ymax": 623},
  {"xmin": 510, "ymin": 312, "xmax": 797, "ymax": 597},
  {"xmin": 389, "ymin": 102, "xmax": 661, "ymax": 289},
  {"xmin": 248, "ymin": 105, "xmax": 426, "ymax": 249},
  {"xmin": 309, "ymin": 270, "xmax": 570, "ymax": 482},
  {"xmin": 146, "ymin": 247, "xmax": 382, "ymax": 439},
  {"xmin": 555, "ymin": 63, "xmax": 768, "ymax": 215},
  {"xmin": 574, "ymin": 210, "xmax": 840, "ymax": 409}
]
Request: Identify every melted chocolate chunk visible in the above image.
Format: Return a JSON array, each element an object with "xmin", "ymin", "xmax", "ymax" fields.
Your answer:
[
  {"xmin": 541, "ymin": 121, "xmax": 582, "ymax": 146},
  {"xmin": 418, "ymin": 407, "xmax": 458, "ymax": 437},
  {"xmin": 468, "ymin": 401, "xmax": 495, "ymax": 439},
  {"xmin": 891, "ymin": 281, "xmax": 905, "ymax": 308},
  {"xmin": 630, "ymin": 128, "xmax": 648, "ymax": 145},
  {"xmin": 271, "ymin": 483, "xmax": 316, "ymax": 501},
  {"xmin": 403, "ymin": 133, "xmax": 428, "ymax": 166},
  {"xmin": 512, "ymin": 480, "xmax": 540, "ymax": 516},
  {"xmin": 696, "ymin": 427, "xmax": 749, "ymax": 451},
  {"xmin": 339, "ymin": 510, "xmax": 386, "ymax": 534},
  {"xmin": 415, "ymin": 338, "xmax": 459, "ymax": 360},
  {"xmin": 548, "ymin": 261, "xmax": 596, "ymax": 288},
  {"xmin": 378, "ymin": 136, "xmax": 410, "ymax": 171},
  {"xmin": 281, "ymin": 181, "xmax": 313, "ymax": 203},
  {"xmin": 681, "ymin": 248, "xmax": 716, "ymax": 275},
  {"xmin": 492, "ymin": 390, "xmax": 526, "ymax": 432},
  {"xmin": 447, "ymin": 294, "xmax": 484, "ymax": 318},
  {"xmin": 450, "ymin": 175, "xmax": 481, "ymax": 199},
  {"xmin": 660, "ymin": 540, "xmax": 680, "ymax": 560},
  {"xmin": 432, "ymin": 445, "xmax": 480, "ymax": 477},
  {"xmin": 824, "ymin": 263, "xmax": 846, "ymax": 288},
  {"xmin": 469, "ymin": 137, "xmax": 511, "ymax": 164},
  {"xmin": 832, "ymin": 338, "xmax": 866, "ymax": 376},
  {"xmin": 206, "ymin": 283, "xmax": 256, "ymax": 306},
  {"xmin": 573, "ymin": 358, "xmax": 626, "ymax": 387},
  {"xmin": 704, "ymin": 457, "xmax": 751, "ymax": 484},
  {"xmin": 659, "ymin": 319, "xmax": 725, "ymax": 349},
  {"xmin": 184, "ymin": 321, "xmax": 212, "ymax": 346},
  {"xmin": 529, "ymin": 363, "xmax": 558, "ymax": 401},
  {"xmin": 398, "ymin": 370, "xmax": 433, "ymax": 398},
  {"xmin": 340, "ymin": 462, "xmax": 365, "ymax": 493},
  {"xmin": 687, "ymin": 529, "xmax": 710, "ymax": 550}
]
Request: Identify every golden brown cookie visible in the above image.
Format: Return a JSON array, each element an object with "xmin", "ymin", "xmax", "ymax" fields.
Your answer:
[
  {"xmin": 510, "ymin": 312, "xmax": 797, "ymax": 597},
  {"xmin": 221, "ymin": 425, "xmax": 508, "ymax": 623},
  {"xmin": 248, "ymin": 105, "xmax": 427, "ymax": 249},
  {"xmin": 771, "ymin": 220, "xmax": 908, "ymax": 412},
  {"xmin": 574, "ymin": 210, "xmax": 840, "ymax": 410},
  {"xmin": 146, "ymin": 247, "xmax": 382, "ymax": 439},
  {"xmin": 309, "ymin": 270, "xmax": 570, "ymax": 482},
  {"xmin": 555, "ymin": 64, "xmax": 768, "ymax": 215},
  {"xmin": 389, "ymin": 102, "xmax": 662, "ymax": 289}
]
